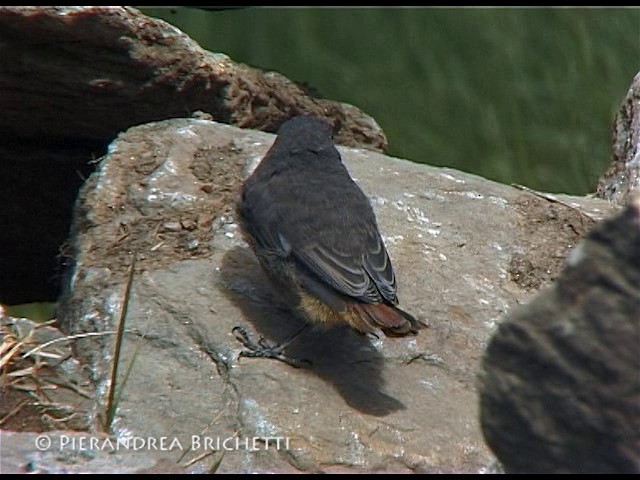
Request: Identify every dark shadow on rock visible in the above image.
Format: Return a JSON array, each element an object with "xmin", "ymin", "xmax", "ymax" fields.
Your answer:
[{"xmin": 219, "ymin": 246, "xmax": 405, "ymax": 417}]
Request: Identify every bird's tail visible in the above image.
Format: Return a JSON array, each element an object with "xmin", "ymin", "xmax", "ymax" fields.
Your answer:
[{"xmin": 352, "ymin": 302, "xmax": 424, "ymax": 337}]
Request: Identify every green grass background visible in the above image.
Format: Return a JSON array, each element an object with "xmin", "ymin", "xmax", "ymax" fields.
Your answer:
[{"xmin": 142, "ymin": 7, "xmax": 639, "ymax": 196}]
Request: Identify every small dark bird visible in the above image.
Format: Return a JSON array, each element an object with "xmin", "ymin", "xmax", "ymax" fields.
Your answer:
[{"xmin": 238, "ymin": 116, "xmax": 421, "ymax": 337}]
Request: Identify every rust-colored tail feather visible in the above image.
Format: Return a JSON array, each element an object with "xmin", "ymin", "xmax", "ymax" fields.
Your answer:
[{"xmin": 353, "ymin": 303, "xmax": 421, "ymax": 337}]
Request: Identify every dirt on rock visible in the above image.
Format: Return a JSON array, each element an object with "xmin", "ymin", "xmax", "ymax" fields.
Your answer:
[
  {"xmin": 73, "ymin": 133, "xmax": 246, "ymax": 277},
  {"xmin": 509, "ymin": 193, "xmax": 596, "ymax": 290}
]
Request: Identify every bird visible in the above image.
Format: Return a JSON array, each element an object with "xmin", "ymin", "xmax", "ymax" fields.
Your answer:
[{"xmin": 237, "ymin": 116, "xmax": 421, "ymax": 341}]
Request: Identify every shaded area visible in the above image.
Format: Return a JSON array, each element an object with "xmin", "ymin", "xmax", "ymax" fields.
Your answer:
[
  {"xmin": 219, "ymin": 246, "xmax": 405, "ymax": 417},
  {"xmin": 0, "ymin": 143, "xmax": 97, "ymax": 304}
]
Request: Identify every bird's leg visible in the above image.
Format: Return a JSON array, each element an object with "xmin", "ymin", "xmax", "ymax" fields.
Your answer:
[
  {"xmin": 232, "ymin": 324, "xmax": 311, "ymax": 368},
  {"xmin": 277, "ymin": 323, "xmax": 310, "ymax": 349}
]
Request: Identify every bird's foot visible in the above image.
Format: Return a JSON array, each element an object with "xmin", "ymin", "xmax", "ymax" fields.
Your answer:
[{"xmin": 232, "ymin": 326, "xmax": 312, "ymax": 369}]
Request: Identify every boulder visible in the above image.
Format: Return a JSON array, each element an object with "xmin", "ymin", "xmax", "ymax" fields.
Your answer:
[
  {"xmin": 480, "ymin": 194, "xmax": 640, "ymax": 473},
  {"xmin": 56, "ymin": 118, "xmax": 615, "ymax": 473},
  {"xmin": 0, "ymin": 6, "xmax": 386, "ymax": 150},
  {"xmin": 596, "ymin": 72, "xmax": 640, "ymax": 205}
]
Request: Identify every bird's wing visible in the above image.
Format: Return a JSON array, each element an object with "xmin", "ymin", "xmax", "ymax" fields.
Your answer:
[
  {"xmin": 292, "ymin": 230, "xmax": 397, "ymax": 304},
  {"xmin": 361, "ymin": 230, "xmax": 397, "ymax": 302},
  {"xmin": 241, "ymin": 172, "xmax": 398, "ymax": 305}
]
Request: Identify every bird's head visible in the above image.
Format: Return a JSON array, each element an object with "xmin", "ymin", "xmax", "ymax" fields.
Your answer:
[{"xmin": 272, "ymin": 116, "xmax": 335, "ymax": 157}]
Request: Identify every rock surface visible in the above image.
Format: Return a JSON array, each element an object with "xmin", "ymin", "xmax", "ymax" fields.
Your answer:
[
  {"xmin": 596, "ymin": 72, "xmax": 640, "ymax": 205},
  {"xmin": 0, "ymin": 431, "xmax": 186, "ymax": 474},
  {"xmin": 0, "ymin": 6, "xmax": 386, "ymax": 304},
  {"xmin": 480, "ymin": 195, "xmax": 640, "ymax": 473},
  {"xmin": 0, "ymin": 6, "xmax": 387, "ymax": 150},
  {"xmin": 55, "ymin": 118, "xmax": 615, "ymax": 473}
]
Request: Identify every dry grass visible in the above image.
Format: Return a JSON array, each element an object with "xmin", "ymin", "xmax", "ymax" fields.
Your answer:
[{"xmin": 0, "ymin": 317, "xmax": 94, "ymax": 431}]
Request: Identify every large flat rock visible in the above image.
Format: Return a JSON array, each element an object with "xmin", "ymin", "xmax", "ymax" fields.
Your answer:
[{"xmin": 57, "ymin": 119, "xmax": 616, "ymax": 473}]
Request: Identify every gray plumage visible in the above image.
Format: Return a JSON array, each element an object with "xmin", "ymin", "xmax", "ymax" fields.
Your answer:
[{"xmin": 239, "ymin": 116, "xmax": 419, "ymax": 335}]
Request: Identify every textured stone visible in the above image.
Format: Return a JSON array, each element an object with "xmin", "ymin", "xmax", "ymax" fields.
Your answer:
[
  {"xmin": 596, "ymin": 72, "xmax": 640, "ymax": 205},
  {"xmin": 480, "ymin": 194, "xmax": 640, "ymax": 473},
  {"xmin": 0, "ymin": 431, "xmax": 186, "ymax": 474},
  {"xmin": 56, "ymin": 118, "xmax": 615, "ymax": 473},
  {"xmin": 0, "ymin": 6, "xmax": 386, "ymax": 150}
]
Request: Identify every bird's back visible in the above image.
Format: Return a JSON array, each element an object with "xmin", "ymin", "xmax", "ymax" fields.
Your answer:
[{"xmin": 242, "ymin": 145, "xmax": 377, "ymax": 257}]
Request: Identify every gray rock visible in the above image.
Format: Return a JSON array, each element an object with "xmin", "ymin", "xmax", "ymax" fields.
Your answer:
[
  {"xmin": 0, "ymin": 6, "xmax": 386, "ymax": 305},
  {"xmin": 480, "ymin": 194, "xmax": 640, "ymax": 473},
  {"xmin": 57, "ymin": 119, "xmax": 616, "ymax": 473},
  {"xmin": 0, "ymin": 6, "xmax": 387, "ymax": 150},
  {"xmin": 0, "ymin": 431, "xmax": 186, "ymax": 474},
  {"xmin": 596, "ymin": 72, "xmax": 640, "ymax": 205}
]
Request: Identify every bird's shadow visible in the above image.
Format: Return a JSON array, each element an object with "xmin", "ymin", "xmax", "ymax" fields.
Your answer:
[{"xmin": 219, "ymin": 246, "xmax": 405, "ymax": 417}]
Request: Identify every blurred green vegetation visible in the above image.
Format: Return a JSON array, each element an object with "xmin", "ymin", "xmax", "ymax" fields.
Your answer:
[
  {"xmin": 4, "ymin": 302, "xmax": 55, "ymax": 322},
  {"xmin": 141, "ymin": 7, "xmax": 639, "ymax": 195}
]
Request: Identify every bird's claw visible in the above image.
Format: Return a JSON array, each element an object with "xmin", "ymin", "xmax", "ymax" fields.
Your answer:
[{"xmin": 232, "ymin": 326, "xmax": 311, "ymax": 369}]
